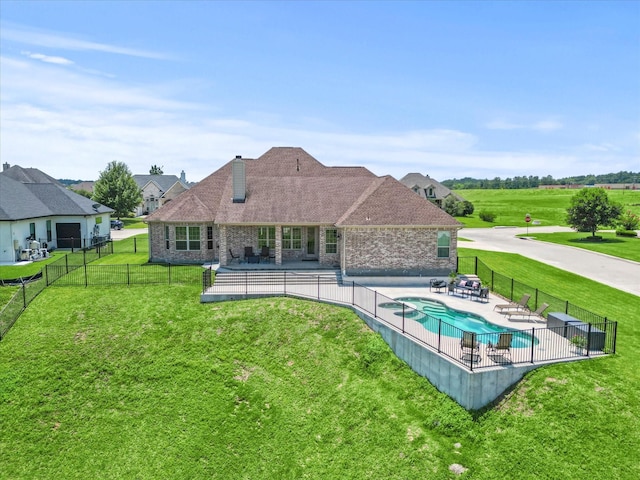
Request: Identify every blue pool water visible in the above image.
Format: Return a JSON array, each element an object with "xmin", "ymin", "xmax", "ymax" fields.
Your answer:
[{"xmin": 385, "ymin": 297, "xmax": 537, "ymax": 348}]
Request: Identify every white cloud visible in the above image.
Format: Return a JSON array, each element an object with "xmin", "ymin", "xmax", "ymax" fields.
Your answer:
[
  {"xmin": 2, "ymin": 22, "xmax": 171, "ymax": 60},
  {"xmin": 486, "ymin": 118, "xmax": 563, "ymax": 132},
  {"xmin": 22, "ymin": 51, "xmax": 74, "ymax": 65}
]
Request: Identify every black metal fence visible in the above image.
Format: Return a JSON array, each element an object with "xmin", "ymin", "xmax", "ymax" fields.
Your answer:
[{"xmin": 202, "ymin": 268, "xmax": 618, "ymax": 371}]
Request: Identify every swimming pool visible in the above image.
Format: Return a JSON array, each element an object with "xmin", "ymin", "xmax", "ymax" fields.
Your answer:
[{"xmin": 383, "ymin": 297, "xmax": 537, "ymax": 348}]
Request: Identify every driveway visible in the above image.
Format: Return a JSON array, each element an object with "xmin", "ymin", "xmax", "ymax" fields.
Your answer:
[
  {"xmin": 110, "ymin": 228, "xmax": 147, "ymax": 240},
  {"xmin": 459, "ymin": 226, "xmax": 640, "ymax": 297}
]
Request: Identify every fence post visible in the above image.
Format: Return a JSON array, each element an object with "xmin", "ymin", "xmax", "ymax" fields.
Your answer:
[
  {"xmin": 470, "ymin": 333, "xmax": 475, "ymax": 371},
  {"xmin": 510, "ymin": 278, "xmax": 514, "ymax": 301},
  {"xmin": 352, "ymin": 281, "xmax": 355, "ymax": 305},
  {"xmin": 22, "ymin": 281, "xmax": 26, "ymax": 308},
  {"xmin": 586, "ymin": 323, "xmax": 592, "ymax": 357},
  {"xmin": 84, "ymin": 263, "xmax": 88, "ymax": 287},
  {"xmin": 65, "ymin": 254, "xmax": 69, "ymax": 274},
  {"xmin": 402, "ymin": 303, "xmax": 405, "ymax": 333},
  {"xmin": 491, "ymin": 270, "xmax": 494, "ymax": 290},
  {"xmin": 127, "ymin": 264, "xmax": 130, "ymax": 286},
  {"xmin": 474, "ymin": 256, "xmax": 478, "ymax": 275},
  {"xmin": 83, "ymin": 249, "xmax": 86, "ymax": 265},
  {"xmin": 245, "ymin": 272, "xmax": 248, "ymax": 295},
  {"xmin": 45, "ymin": 265, "xmax": 49, "ymax": 286},
  {"xmin": 456, "ymin": 256, "xmax": 459, "ymax": 273},
  {"xmin": 374, "ymin": 291, "xmax": 377, "ymax": 318},
  {"xmin": 530, "ymin": 327, "xmax": 535, "ymax": 363},
  {"xmin": 134, "ymin": 237, "xmax": 137, "ymax": 253},
  {"xmin": 317, "ymin": 275, "xmax": 320, "ymax": 300},
  {"xmin": 168, "ymin": 263, "xmax": 172, "ymax": 284}
]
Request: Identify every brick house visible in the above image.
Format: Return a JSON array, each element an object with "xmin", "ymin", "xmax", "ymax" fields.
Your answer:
[
  {"xmin": 132, "ymin": 173, "xmax": 190, "ymax": 216},
  {"xmin": 146, "ymin": 147, "xmax": 462, "ymax": 276}
]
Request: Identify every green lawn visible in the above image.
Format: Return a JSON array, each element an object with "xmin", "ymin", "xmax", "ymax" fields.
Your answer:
[
  {"xmin": 1, "ymin": 250, "xmax": 639, "ymax": 478},
  {"xmin": 454, "ymin": 188, "xmax": 640, "ymax": 228},
  {"xmin": 518, "ymin": 231, "xmax": 640, "ymax": 262}
]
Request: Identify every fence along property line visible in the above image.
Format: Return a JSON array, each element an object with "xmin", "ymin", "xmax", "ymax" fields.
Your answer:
[{"xmin": 202, "ymin": 266, "xmax": 617, "ymax": 372}]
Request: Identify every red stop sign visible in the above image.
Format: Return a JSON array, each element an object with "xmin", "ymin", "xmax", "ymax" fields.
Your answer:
[{"xmin": 525, "ymin": 214, "xmax": 531, "ymax": 223}]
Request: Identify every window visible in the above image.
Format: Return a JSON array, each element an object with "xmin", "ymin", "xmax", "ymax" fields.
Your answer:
[
  {"xmin": 46, "ymin": 220, "xmax": 52, "ymax": 242},
  {"xmin": 165, "ymin": 226, "xmax": 170, "ymax": 249},
  {"xmin": 437, "ymin": 231, "xmax": 451, "ymax": 258},
  {"xmin": 207, "ymin": 226, "xmax": 214, "ymax": 250},
  {"xmin": 95, "ymin": 217, "xmax": 102, "ymax": 224},
  {"xmin": 258, "ymin": 227, "xmax": 276, "ymax": 249},
  {"xmin": 175, "ymin": 226, "xmax": 200, "ymax": 251},
  {"xmin": 325, "ymin": 229, "xmax": 338, "ymax": 254},
  {"xmin": 425, "ymin": 187, "xmax": 435, "ymax": 198},
  {"xmin": 282, "ymin": 227, "xmax": 301, "ymax": 249}
]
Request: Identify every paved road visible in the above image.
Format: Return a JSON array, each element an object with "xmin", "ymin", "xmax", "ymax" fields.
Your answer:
[{"xmin": 459, "ymin": 226, "xmax": 640, "ymax": 297}]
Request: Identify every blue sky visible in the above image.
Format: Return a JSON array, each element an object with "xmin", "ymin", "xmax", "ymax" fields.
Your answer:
[{"xmin": 1, "ymin": 1, "xmax": 638, "ymax": 183}]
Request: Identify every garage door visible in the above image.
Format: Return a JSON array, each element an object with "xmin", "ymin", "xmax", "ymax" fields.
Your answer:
[{"xmin": 56, "ymin": 223, "xmax": 81, "ymax": 248}]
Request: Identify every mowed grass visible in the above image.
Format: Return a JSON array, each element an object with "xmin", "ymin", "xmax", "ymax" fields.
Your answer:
[
  {"xmin": 519, "ymin": 231, "xmax": 640, "ymax": 262},
  {"xmin": 454, "ymin": 188, "xmax": 640, "ymax": 228},
  {"xmin": 2, "ymin": 253, "xmax": 640, "ymax": 478}
]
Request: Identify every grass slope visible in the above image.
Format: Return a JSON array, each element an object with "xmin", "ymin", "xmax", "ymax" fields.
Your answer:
[
  {"xmin": 454, "ymin": 188, "xmax": 640, "ymax": 228},
  {"xmin": 2, "ymin": 265, "xmax": 639, "ymax": 478}
]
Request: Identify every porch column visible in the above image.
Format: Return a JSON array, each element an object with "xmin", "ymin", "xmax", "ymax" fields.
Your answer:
[
  {"xmin": 219, "ymin": 225, "xmax": 228, "ymax": 265},
  {"xmin": 275, "ymin": 224, "xmax": 282, "ymax": 265}
]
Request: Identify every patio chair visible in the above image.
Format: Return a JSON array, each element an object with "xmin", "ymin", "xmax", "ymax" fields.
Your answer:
[
  {"xmin": 228, "ymin": 249, "xmax": 240, "ymax": 263},
  {"xmin": 260, "ymin": 246, "xmax": 271, "ymax": 263},
  {"xmin": 244, "ymin": 246, "xmax": 255, "ymax": 262},
  {"xmin": 429, "ymin": 278, "xmax": 447, "ymax": 293},
  {"xmin": 506, "ymin": 302, "xmax": 549, "ymax": 323},
  {"xmin": 460, "ymin": 331, "xmax": 480, "ymax": 361},
  {"xmin": 487, "ymin": 332, "xmax": 513, "ymax": 358},
  {"xmin": 494, "ymin": 294, "xmax": 531, "ymax": 313}
]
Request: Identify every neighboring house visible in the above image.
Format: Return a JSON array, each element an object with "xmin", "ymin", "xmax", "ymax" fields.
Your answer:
[
  {"xmin": 399, "ymin": 173, "xmax": 464, "ymax": 209},
  {"xmin": 146, "ymin": 147, "xmax": 462, "ymax": 276},
  {"xmin": 68, "ymin": 181, "xmax": 95, "ymax": 194},
  {"xmin": 0, "ymin": 164, "xmax": 113, "ymax": 263},
  {"xmin": 133, "ymin": 172, "xmax": 190, "ymax": 217}
]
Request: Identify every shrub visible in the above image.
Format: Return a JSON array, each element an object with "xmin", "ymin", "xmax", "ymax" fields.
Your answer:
[
  {"xmin": 619, "ymin": 210, "xmax": 640, "ymax": 230},
  {"xmin": 616, "ymin": 229, "xmax": 638, "ymax": 237},
  {"xmin": 479, "ymin": 210, "xmax": 496, "ymax": 222}
]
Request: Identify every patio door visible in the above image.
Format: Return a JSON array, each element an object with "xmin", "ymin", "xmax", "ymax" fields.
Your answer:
[{"xmin": 305, "ymin": 227, "xmax": 319, "ymax": 259}]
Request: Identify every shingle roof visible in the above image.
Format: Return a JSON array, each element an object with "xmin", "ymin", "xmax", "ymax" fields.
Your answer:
[
  {"xmin": 0, "ymin": 166, "xmax": 113, "ymax": 221},
  {"xmin": 133, "ymin": 174, "xmax": 187, "ymax": 195},
  {"xmin": 399, "ymin": 172, "xmax": 462, "ymax": 200},
  {"xmin": 146, "ymin": 147, "xmax": 461, "ymax": 228}
]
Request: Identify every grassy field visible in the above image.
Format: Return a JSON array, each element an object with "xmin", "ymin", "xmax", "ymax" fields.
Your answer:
[
  {"xmin": 454, "ymin": 188, "xmax": 640, "ymax": 228},
  {"xmin": 1, "ymin": 248, "xmax": 639, "ymax": 478},
  {"xmin": 519, "ymin": 231, "xmax": 640, "ymax": 262}
]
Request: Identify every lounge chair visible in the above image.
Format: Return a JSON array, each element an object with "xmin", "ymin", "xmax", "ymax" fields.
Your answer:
[
  {"xmin": 487, "ymin": 332, "xmax": 513, "ymax": 358},
  {"xmin": 494, "ymin": 294, "xmax": 531, "ymax": 313},
  {"xmin": 260, "ymin": 246, "xmax": 272, "ymax": 263},
  {"xmin": 460, "ymin": 331, "xmax": 480, "ymax": 361},
  {"xmin": 506, "ymin": 302, "xmax": 549, "ymax": 322}
]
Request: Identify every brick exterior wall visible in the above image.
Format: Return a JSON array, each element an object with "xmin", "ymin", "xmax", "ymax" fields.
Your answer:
[
  {"xmin": 149, "ymin": 222, "xmax": 457, "ymax": 275},
  {"xmin": 149, "ymin": 222, "xmax": 218, "ymax": 264},
  {"xmin": 342, "ymin": 227, "xmax": 457, "ymax": 276}
]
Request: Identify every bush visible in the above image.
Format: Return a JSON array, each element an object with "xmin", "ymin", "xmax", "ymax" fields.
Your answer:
[
  {"xmin": 619, "ymin": 210, "xmax": 640, "ymax": 230},
  {"xmin": 616, "ymin": 229, "xmax": 638, "ymax": 237},
  {"xmin": 479, "ymin": 210, "xmax": 496, "ymax": 222}
]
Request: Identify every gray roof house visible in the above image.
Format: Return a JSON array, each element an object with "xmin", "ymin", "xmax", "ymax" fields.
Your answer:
[
  {"xmin": 146, "ymin": 147, "xmax": 462, "ymax": 276},
  {"xmin": 133, "ymin": 172, "xmax": 190, "ymax": 216},
  {"xmin": 0, "ymin": 164, "xmax": 113, "ymax": 263},
  {"xmin": 399, "ymin": 173, "xmax": 464, "ymax": 209}
]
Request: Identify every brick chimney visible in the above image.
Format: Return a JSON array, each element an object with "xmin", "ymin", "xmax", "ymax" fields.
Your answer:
[
  {"xmin": 232, "ymin": 155, "xmax": 246, "ymax": 203},
  {"xmin": 180, "ymin": 170, "xmax": 186, "ymax": 184},
  {"xmin": 2, "ymin": 162, "xmax": 9, "ymax": 172}
]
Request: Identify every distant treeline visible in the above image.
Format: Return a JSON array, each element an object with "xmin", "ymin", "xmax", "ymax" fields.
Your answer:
[{"xmin": 441, "ymin": 171, "xmax": 640, "ymax": 190}]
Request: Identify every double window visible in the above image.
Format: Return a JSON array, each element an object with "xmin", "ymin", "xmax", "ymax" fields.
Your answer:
[
  {"xmin": 207, "ymin": 226, "xmax": 214, "ymax": 250},
  {"xmin": 175, "ymin": 226, "xmax": 200, "ymax": 251},
  {"xmin": 282, "ymin": 227, "xmax": 301, "ymax": 250},
  {"xmin": 325, "ymin": 229, "xmax": 338, "ymax": 254},
  {"xmin": 437, "ymin": 231, "xmax": 451, "ymax": 258},
  {"xmin": 258, "ymin": 227, "xmax": 276, "ymax": 249}
]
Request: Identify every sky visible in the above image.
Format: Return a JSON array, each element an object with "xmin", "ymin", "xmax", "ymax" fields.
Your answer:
[{"xmin": 1, "ymin": 1, "xmax": 638, "ymax": 183}]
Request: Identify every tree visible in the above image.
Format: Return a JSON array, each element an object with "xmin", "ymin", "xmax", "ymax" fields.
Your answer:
[
  {"xmin": 566, "ymin": 188, "xmax": 622, "ymax": 237},
  {"xmin": 149, "ymin": 165, "xmax": 164, "ymax": 175},
  {"xmin": 93, "ymin": 161, "xmax": 142, "ymax": 218}
]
